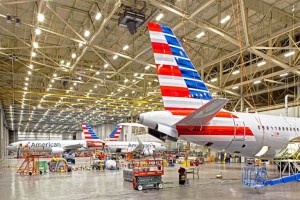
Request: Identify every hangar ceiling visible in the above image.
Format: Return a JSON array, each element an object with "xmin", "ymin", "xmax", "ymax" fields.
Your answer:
[{"xmin": 0, "ymin": 0, "xmax": 299, "ymax": 133}]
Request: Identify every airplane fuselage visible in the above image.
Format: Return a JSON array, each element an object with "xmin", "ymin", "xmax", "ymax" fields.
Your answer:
[
  {"xmin": 140, "ymin": 110, "xmax": 300, "ymax": 157},
  {"xmin": 107, "ymin": 141, "xmax": 166, "ymax": 154}
]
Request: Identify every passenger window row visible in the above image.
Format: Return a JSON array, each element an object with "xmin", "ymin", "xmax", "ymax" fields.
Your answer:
[{"xmin": 258, "ymin": 125, "xmax": 299, "ymax": 132}]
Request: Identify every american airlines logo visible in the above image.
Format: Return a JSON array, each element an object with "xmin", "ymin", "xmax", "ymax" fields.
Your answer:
[{"xmin": 27, "ymin": 142, "xmax": 61, "ymax": 148}]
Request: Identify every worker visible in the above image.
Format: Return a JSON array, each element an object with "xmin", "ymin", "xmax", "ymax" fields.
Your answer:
[{"xmin": 194, "ymin": 157, "xmax": 200, "ymax": 179}]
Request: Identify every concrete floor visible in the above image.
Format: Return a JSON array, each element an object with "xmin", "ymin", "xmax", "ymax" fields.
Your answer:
[{"xmin": 1, "ymin": 158, "xmax": 300, "ymax": 200}]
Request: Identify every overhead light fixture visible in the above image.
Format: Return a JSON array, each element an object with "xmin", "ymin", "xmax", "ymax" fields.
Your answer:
[
  {"xmin": 60, "ymin": 60, "xmax": 64, "ymax": 64},
  {"xmin": 94, "ymin": 85, "xmax": 98, "ymax": 88},
  {"xmin": 211, "ymin": 78, "xmax": 218, "ymax": 82},
  {"xmin": 24, "ymin": 87, "xmax": 28, "ymax": 90},
  {"xmin": 145, "ymin": 65, "xmax": 150, "ymax": 70},
  {"xmin": 280, "ymin": 73, "xmax": 288, "ymax": 77},
  {"xmin": 232, "ymin": 70, "xmax": 240, "ymax": 75},
  {"xmin": 28, "ymin": 71, "xmax": 32, "ymax": 75},
  {"xmin": 33, "ymin": 42, "xmax": 39, "ymax": 48},
  {"xmin": 123, "ymin": 45, "xmax": 129, "ymax": 51},
  {"xmin": 71, "ymin": 53, "xmax": 77, "ymax": 59},
  {"xmin": 25, "ymin": 77, "xmax": 29, "ymax": 81},
  {"xmin": 79, "ymin": 42, "xmax": 84, "ymax": 47},
  {"xmin": 220, "ymin": 15, "xmax": 231, "ymax": 24},
  {"xmin": 84, "ymin": 30, "xmax": 90, "ymax": 37},
  {"xmin": 35, "ymin": 28, "xmax": 41, "ymax": 35},
  {"xmin": 254, "ymin": 80, "xmax": 261, "ymax": 84},
  {"xmin": 284, "ymin": 51, "xmax": 295, "ymax": 57},
  {"xmin": 113, "ymin": 55, "xmax": 118, "ymax": 60},
  {"xmin": 156, "ymin": 13, "xmax": 164, "ymax": 21},
  {"xmin": 73, "ymin": 82, "xmax": 77, "ymax": 86},
  {"xmin": 232, "ymin": 86, "xmax": 239, "ymax": 90},
  {"xmin": 66, "ymin": 62, "xmax": 71, "ymax": 67},
  {"xmin": 95, "ymin": 12, "xmax": 102, "ymax": 20},
  {"xmin": 134, "ymin": 73, "xmax": 138, "ymax": 77},
  {"xmin": 28, "ymin": 64, "xmax": 33, "ymax": 69},
  {"xmin": 31, "ymin": 51, "xmax": 37, "ymax": 57},
  {"xmin": 6, "ymin": 14, "xmax": 12, "ymax": 23},
  {"xmin": 37, "ymin": 13, "xmax": 45, "ymax": 22},
  {"xmin": 257, "ymin": 60, "xmax": 266, "ymax": 67},
  {"xmin": 124, "ymin": 79, "xmax": 129, "ymax": 83},
  {"xmin": 104, "ymin": 63, "xmax": 109, "ymax": 68},
  {"xmin": 53, "ymin": 73, "xmax": 57, "ymax": 77},
  {"xmin": 96, "ymin": 71, "xmax": 100, "ymax": 75},
  {"xmin": 196, "ymin": 32, "xmax": 205, "ymax": 39},
  {"xmin": 15, "ymin": 18, "xmax": 21, "ymax": 26}
]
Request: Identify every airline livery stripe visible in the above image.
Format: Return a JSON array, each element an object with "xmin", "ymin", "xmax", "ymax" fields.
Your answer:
[
  {"xmin": 160, "ymin": 25, "xmax": 174, "ymax": 35},
  {"xmin": 158, "ymin": 75, "xmax": 187, "ymax": 87},
  {"xmin": 148, "ymin": 22, "xmax": 163, "ymax": 32},
  {"xmin": 154, "ymin": 53, "xmax": 177, "ymax": 66},
  {"xmin": 165, "ymin": 35, "xmax": 181, "ymax": 47},
  {"xmin": 157, "ymin": 65, "xmax": 182, "ymax": 77},
  {"xmin": 160, "ymin": 86, "xmax": 190, "ymax": 97},
  {"xmin": 176, "ymin": 126, "xmax": 254, "ymax": 136},
  {"xmin": 149, "ymin": 31, "xmax": 168, "ymax": 44},
  {"xmin": 183, "ymin": 135, "xmax": 256, "ymax": 142},
  {"xmin": 151, "ymin": 42, "xmax": 173, "ymax": 55},
  {"xmin": 170, "ymin": 46, "xmax": 188, "ymax": 58}
]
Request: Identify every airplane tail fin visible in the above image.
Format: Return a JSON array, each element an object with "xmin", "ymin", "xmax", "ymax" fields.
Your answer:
[
  {"xmin": 106, "ymin": 125, "xmax": 123, "ymax": 141},
  {"xmin": 148, "ymin": 22, "xmax": 213, "ymax": 112},
  {"xmin": 82, "ymin": 122, "xmax": 100, "ymax": 140}
]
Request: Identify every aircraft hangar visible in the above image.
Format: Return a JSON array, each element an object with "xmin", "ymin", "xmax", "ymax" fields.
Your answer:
[{"xmin": 0, "ymin": 0, "xmax": 300, "ymax": 199}]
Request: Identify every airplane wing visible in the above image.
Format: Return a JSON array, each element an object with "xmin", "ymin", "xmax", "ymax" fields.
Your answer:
[
  {"xmin": 175, "ymin": 98, "xmax": 229, "ymax": 126},
  {"xmin": 63, "ymin": 144, "xmax": 84, "ymax": 151}
]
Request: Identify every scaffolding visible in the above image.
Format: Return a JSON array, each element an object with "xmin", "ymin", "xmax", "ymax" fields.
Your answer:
[{"xmin": 16, "ymin": 145, "xmax": 46, "ymax": 175}]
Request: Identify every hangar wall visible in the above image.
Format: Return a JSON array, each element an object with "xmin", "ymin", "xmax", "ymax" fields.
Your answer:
[
  {"xmin": 259, "ymin": 106, "xmax": 300, "ymax": 117},
  {"xmin": 0, "ymin": 103, "xmax": 9, "ymax": 161},
  {"xmin": 16, "ymin": 132, "xmax": 73, "ymax": 141}
]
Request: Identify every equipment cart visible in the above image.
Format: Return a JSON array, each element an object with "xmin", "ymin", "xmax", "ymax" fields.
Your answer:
[{"xmin": 132, "ymin": 160, "xmax": 164, "ymax": 191}]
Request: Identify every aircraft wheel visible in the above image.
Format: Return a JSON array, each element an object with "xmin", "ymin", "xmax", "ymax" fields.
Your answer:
[
  {"xmin": 29, "ymin": 172, "xmax": 32, "ymax": 176},
  {"xmin": 158, "ymin": 183, "xmax": 163, "ymax": 189},
  {"xmin": 137, "ymin": 185, "xmax": 143, "ymax": 191}
]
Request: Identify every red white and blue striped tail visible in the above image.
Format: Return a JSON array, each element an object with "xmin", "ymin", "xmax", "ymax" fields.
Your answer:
[
  {"xmin": 106, "ymin": 125, "xmax": 123, "ymax": 141},
  {"xmin": 148, "ymin": 22, "xmax": 213, "ymax": 112},
  {"xmin": 82, "ymin": 122, "xmax": 100, "ymax": 140}
]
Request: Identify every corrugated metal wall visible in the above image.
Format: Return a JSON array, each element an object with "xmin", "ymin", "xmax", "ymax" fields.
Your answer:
[{"xmin": 0, "ymin": 103, "xmax": 9, "ymax": 160}]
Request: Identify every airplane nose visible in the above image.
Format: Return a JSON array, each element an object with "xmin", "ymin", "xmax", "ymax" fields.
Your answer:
[
  {"xmin": 138, "ymin": 114, "xmax": 144, "ymax": 124},
  {"xmin": 7, "ymin": 146, "xmax": 13, "ymax": 151}
]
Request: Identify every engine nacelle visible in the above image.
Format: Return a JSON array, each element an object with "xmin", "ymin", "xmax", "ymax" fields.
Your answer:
[
  {"xmin": 51, "ymin": 147, "xmax": 64, "ymax": 154},
  {"xmin": 155, "ymin": 123, "xmax": 178, "ymax": 139},
  {"xmin": 143, "ymin": 149, "xmax": 154, "ymax": 156}
]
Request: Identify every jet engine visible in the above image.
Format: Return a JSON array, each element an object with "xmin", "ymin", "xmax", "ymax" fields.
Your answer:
[
  {"xmin": 51, "ymin": 147, "xmax": 65, "ymax": 154},
  {"xmin": 143, "ymin": 149, "xmax": 154, "ymax": 156}
]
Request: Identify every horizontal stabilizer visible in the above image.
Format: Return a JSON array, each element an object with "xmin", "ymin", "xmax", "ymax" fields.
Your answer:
[{"xmin": 175, "ymin": 98, "xmax": 229, "ymax": 126}]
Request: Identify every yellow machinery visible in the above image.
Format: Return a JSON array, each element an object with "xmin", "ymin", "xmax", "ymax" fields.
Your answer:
[{"xmin": 49, "ymin": 157, "xmax": 71, "ymax": 172}]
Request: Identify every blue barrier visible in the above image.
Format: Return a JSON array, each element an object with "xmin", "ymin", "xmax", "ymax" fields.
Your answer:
[{"xmin": 242, "ymin": 166, "xmax": 300, "ymax": 189}]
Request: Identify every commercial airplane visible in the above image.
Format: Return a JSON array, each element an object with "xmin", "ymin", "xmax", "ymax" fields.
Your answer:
[
  {"xmin": 82, "ymin": 122, "xmax": 166, "ymax": 156},
  {"xmin": 6, "ymin": 123, "xmax": 122, "ymax": 154},
  {"xmin": 139, "ymin": 22, "xmax": 300, "ymax": 158}
]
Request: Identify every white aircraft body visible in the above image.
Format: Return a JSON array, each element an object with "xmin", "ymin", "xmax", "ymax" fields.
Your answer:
[
  {"xmin": 139, "ymin": 22, "xmax": 300, "ymax": 158},
  {"xmin": 6, "ymin": 122, "xmax": 122, "ymax": 154},
  {"xmin": 107, "ymin": 141, "xmax": 166, "ymax": 156}
]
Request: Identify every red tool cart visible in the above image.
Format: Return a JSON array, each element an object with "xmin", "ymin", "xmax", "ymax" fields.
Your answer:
[{"xmin": 132, "ymin": 159, "xmax": 164, "ymax": 191}]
